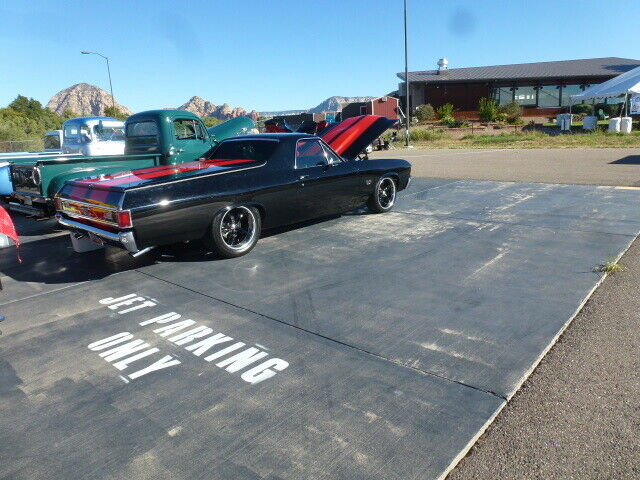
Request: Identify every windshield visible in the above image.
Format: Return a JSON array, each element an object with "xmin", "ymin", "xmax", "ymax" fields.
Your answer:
[{"xmin": 93, "ymin": 125, "xmax": 125, "ymax": 142}]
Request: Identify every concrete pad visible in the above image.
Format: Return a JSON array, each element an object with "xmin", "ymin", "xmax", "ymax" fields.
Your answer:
[
  {"xmin": 0, "ymin": 271, "xmax": 502, "ymax": 480},
  {"xmin": 2, "ymin": 177, "xmax": 640, "ymax": 479}
]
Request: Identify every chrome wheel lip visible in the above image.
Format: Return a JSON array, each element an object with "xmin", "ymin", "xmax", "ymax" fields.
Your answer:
[
  {"xmin": 219, "ymin": 206, "xmax": 257, "ymax": 252},
  {"xmin": 378, "ymin": 177, "xmax": 396, "ymax": 209}
]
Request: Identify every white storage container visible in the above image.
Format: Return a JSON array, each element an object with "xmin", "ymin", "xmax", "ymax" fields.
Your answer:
[
  {"xmin": 557, "ymin": 114, "xmax": 573, "ymax": 131},
  {"xmin": 583, "ymin": 116, "xmax": 598, "ymax": 130},
  {"xmin": 620, "ymin": 117, "xmax": 633, "ymax": 133},
  {"xmin": 608, "ymin": 117, "xmax": 621, "ymax": 133}
]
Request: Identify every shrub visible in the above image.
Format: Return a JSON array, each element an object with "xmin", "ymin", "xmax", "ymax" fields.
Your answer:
[
  {"xmin": 415, "ymin": 104, "xmax": 436, "ymax": 122},
  {"xmin": 478, "ymin": 97, "xmax": 499, "ymax": 122},
  {"xmin": 436, "ymin": 103, "xmax": 455, "ymax": 121},
  {"xmin": 572, "ymin": 104, "xmax": 594, "ymax": 116},
  {"xmin": 496, "ymin": 112, "xmax": 509, "ymax": 123},
  {"xmin": 499, "ymin": 101, "xmax": 523, "ymax": 122}
]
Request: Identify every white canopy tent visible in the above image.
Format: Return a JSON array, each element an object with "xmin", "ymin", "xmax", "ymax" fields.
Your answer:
[
  {"xmin": 571, "ymin": 65, "xmax": 640, "ymax": 101},
  {"xmin": 570, "ymin": 65, "xmax": 640, "ymax": 118}
]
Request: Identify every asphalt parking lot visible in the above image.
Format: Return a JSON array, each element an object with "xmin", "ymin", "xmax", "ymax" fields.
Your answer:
[
  {"xmin": 372, "ymin": 147, "xmax": 640, "ymax": 186},
  {"xmin": 2, "ymin": 174, "xmax": 640, "ymax": 479}
]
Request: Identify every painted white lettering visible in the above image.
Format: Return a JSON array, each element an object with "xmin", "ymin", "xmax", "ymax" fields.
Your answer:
[
  {"xmin": 215, "ymin": 347, "xmax": 268, "ymax": 373},
  {"xmin": 87, "ymin": 332, "xmax": 133, "ymax": 351},
  {"xmin": 100, "ymin": 339, "xmax": 151, "ymax": 362},
  {"xmin": 153, "ymin": 320, "xmax": 196, "ymax": 337},
  {"xmin": 139, "ymin": 312, "xmax": 181, "ymax": 326},
  {"xmin": 99, "ymin": 294, "xmax": 137, "ymax": 305},
  {"xmin": 118, "ymin": 300, "xmax": 156, "ymax": 314},
  {"xmin": 112, "ymin": 348, "xmax": 160, "ymax": 371},
  {"xmin": 108, "ymin": 296, "xmax": 146, "ymax": 311},
  {"xmin": 168, "ymin": 326, "xmax": 213, "ymax": 346},
  {"xmin": 184, "ymin": 333, "xmax": 234, "ymax": 357},
  {"xmin": 128, "ymin": 355, "xmax": 181, "ymax": 380},
  {"xmin": 240, "ymin": 358, "xmax": 289, "ymax": 384},
  {"xmin": 203, "ymin": 342, "xmax": 245, "ymax": 362}
]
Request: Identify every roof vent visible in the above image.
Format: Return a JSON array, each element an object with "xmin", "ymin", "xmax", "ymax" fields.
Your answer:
[{"xmin": 437, "ymin": 58, "xmax": 449, "ymax": 74}]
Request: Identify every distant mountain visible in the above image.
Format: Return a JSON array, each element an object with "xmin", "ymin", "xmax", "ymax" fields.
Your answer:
[
  {"xmin": 179, "ymin": 96, "xmax": 259, "ymax": 121},
  {"xmin": 46, "ymin": 83, "xmax": 132, "ymax": 116},
  {"xmin": 260, "ymin": 109, "xmax": 307, "ymax": 117},
  {"xmin": 308, "ymin": 96, "xmax": 376, "ymax": 113}
]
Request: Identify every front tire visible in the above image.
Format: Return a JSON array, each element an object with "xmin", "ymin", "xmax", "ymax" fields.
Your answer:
[
  {"xmin": 206, "ymin": 205, "xmax": 261, "ymax": 258},
  {"xmin": 367, "ymin": 176, "xmax": 397, "ymax": 213}
]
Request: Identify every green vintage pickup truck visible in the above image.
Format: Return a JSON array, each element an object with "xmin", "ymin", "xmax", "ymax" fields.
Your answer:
[{"xmin": 9, "ymin": 110, "xmax": 255, "ymax": 216}]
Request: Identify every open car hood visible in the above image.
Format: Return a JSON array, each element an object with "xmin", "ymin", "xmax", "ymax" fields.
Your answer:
[{"xmin": 320, "ymin": 115, "xmax": 397, "ymax": 161}]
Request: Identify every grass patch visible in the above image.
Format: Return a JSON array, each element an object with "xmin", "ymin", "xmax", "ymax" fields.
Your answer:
[{"xmin": 595, "ymin": 258, "xmax": 625, "ymax": 274}]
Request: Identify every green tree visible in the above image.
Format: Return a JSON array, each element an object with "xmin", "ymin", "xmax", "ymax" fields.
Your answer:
[
  {"xmin": 204, "ymin": 117, "xmax": 224, "ymax": 128},
  {"xmin": 104, "ymin": 105, "xmax": 129, "ymax": 121}
]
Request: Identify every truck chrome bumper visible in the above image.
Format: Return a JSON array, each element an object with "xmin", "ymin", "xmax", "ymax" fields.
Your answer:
[{"xmin": 55, "ymin": 214, "xmax": 140, "ymax": 253}]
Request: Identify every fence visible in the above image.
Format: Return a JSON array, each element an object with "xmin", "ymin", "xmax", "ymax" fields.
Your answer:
[{"xmin": 0, "ymin": 139, "xmax": 43, "ymax": 153}]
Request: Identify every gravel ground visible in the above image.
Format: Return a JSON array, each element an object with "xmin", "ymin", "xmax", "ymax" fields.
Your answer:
[
  {"xmin": 448, "ymin": 238, "xmax": 640, "ymax": 479},
  {"xmin": 371, "ymin": 148, "xmax": 640, "ymax": 187}
]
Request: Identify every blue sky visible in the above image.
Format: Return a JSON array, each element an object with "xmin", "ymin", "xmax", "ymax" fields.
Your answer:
[{"xmin": 1, "ymin": 0, "xmax": 638, "ymax": 113}]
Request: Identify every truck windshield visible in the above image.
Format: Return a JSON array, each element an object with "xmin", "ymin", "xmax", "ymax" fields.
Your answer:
[
  {"xmin": 93, "ymin": 126, "xmax": 125, "ymax": 142},
  {"xmin": 209, "ymin": 140, "xmax": 278, "ymax": 163}
]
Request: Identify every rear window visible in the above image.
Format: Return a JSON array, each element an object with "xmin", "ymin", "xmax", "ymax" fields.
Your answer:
[
  {"xmin": 126, "ymin": 121, "xmax": 159, "ymax": 147},
  {"xmin": 44, "ymin": 134, "xmax": 61, "ymax": 149},
  {"xmin": 208, "ymin": 140, "xmax": 277, "ymax": 163}
]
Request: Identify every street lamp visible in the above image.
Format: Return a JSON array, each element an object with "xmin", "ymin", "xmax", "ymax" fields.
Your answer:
[
  {"xmin": 403, "ymin": 0, "xmax": 410, "ymax": 146},
  {"xmin": 81, "ymin": 51, "xmax": 115, "ymax": 110}
]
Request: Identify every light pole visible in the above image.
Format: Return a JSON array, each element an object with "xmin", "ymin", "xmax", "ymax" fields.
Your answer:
[
  {"xmin": 403, "ymin": 0, "xmax": 410, "ymax": 146},
  {"xmin": 81, "ymin": 51, "xmax": 115, "ymax": 110}
]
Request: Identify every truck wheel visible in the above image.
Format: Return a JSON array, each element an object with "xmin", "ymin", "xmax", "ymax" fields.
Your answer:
[
  {"xmin": 367, "ymin": 176, "xmax": 396, "ymax": 213},
  {"xmin": 206, "ymin": 205, "xmax": 261, "ymax": 258}
]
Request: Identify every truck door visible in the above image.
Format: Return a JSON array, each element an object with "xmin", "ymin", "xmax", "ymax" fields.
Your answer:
[{"xmin": 170, "ymin": 118, "xmax": 211, "ymax": 164}]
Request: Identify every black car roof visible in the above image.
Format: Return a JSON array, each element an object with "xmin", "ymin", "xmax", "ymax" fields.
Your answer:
[{"xmin": 223, "ymin": 133, "xmax": 316, "ymax": 142}]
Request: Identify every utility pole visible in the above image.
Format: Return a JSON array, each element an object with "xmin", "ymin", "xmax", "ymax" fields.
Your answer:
[
  {"xmin": 81, "ymin": 51, "xmax": 115, "ymax": 110},
  {"xmin": 404, "ymin": 0, "xmax": 410, "ymax": 146}
]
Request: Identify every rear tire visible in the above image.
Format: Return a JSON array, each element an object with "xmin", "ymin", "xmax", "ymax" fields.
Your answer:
[
  {"xmin": 205, "ymin": 205, "xmax": 261, "ymax": 258},
  {"xmin": 367, "ymin": 176, "xmax": 397, "ymax": 213}
]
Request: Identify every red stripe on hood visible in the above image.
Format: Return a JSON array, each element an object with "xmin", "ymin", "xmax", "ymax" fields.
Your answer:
[
  {"xmin": 77, "ymin": 159, "xmax": 255, "ymax": 188},
  {"xmin": 323, "ymin": 116, "xmax": 380, "ymax": 156}
]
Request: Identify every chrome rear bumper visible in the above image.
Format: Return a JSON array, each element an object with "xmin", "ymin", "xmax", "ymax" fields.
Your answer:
[
  {"xmin": 9, "ymin": 202, "xmax": 45, "ymax": 217},
  {"xmin": 55, "ymin": 214, "xmax": 140, "ymax": 253}
]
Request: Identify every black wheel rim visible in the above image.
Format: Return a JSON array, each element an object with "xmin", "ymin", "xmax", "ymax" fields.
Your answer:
[
  {"xmin": 219, "ymin": 206, "xmax": 256, "ymax": 251},
  {"xmin": 378, "ymin": 178, "xmax": 396, "ymax": 209}
]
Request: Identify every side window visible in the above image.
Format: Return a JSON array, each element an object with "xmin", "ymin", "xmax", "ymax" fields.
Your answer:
[
  {"xmin": 296, "ymin": 139, "xmax": 327, "ymax": 169},
  {"xmin": 174, "ymin": 119, "xmax": 205, "ymax": 140},
  {"xmin": 64, "ymin": 125, "xmax": 79, "ymax": 144},
  {"xmin": 79, "ymin": 125, "xmax": 92, "ymax": 142},
  {"xmin": 322, "ymin": 143, "xmax": 343, "ymax": 164}
]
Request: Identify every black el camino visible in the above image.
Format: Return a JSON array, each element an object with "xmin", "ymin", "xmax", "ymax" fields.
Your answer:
[{"xmin": 55, "ymin": 115, "xmax": 411, "ymax": 258}]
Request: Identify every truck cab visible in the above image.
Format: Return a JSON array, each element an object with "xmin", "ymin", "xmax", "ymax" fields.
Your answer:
[
  {"xmin": 62, "ymin": 117, "xmax": 125, "ymax": 156},
  {"xmin": 8, "ymin": 111, "xmax": 256, "ymax": 216}
]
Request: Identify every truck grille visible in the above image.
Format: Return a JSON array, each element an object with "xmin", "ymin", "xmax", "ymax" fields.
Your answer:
[{"xmin": 11, "ymin": 165, "xmax": 41, "ymax": 194}]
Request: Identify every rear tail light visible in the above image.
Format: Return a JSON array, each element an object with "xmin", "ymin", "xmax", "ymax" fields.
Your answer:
[{"xmin": 117, "ymin": 210, "xmax": 133, "ymax": 228}]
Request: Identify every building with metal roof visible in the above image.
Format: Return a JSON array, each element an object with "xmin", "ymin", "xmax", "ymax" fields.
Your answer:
[{"xmin": 397, "ymin": 57, "xmax": 640, "ymax": 119}]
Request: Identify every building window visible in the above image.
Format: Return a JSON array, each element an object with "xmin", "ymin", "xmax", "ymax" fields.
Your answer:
[
  {"xmin": 494, "ymin": 86, "xmax": 514, "ymax": 105},
  {"xmin": 513, "ymin": 86, "xmax": 536, "ymax": 106},
  {"xmin": 538, "ymin": 85, "xmax": 561, "ymax": 107},
  {"xmin": 560, "ymin": 85, "xmax": 584, "ymax": 106}
]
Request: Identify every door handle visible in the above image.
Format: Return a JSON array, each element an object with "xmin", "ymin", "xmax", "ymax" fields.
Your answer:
[{"xmin": 299, "ymin": 175, "xmax": 309, "ymax": 180}]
